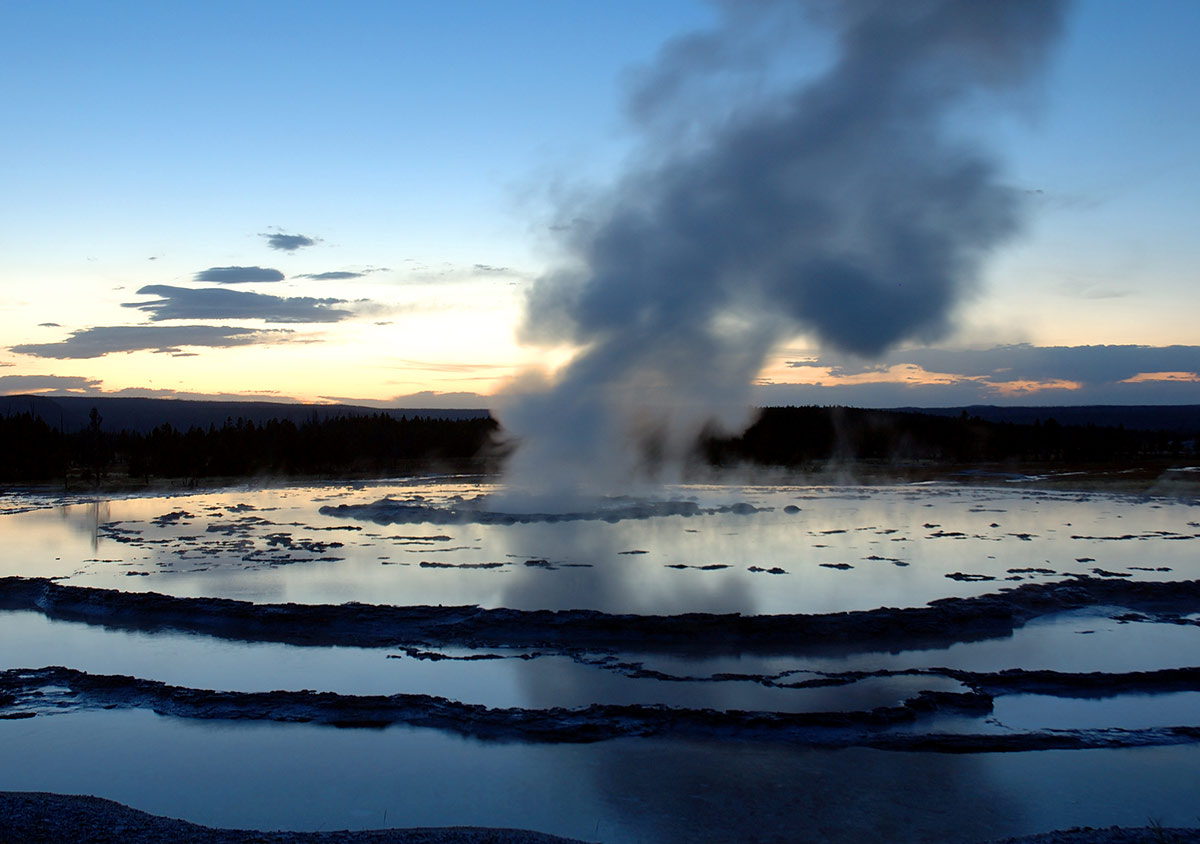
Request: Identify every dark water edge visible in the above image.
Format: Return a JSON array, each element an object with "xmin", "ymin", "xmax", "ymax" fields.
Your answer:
[
  {"xmin": 3, "ymin": 712, "xmax": 1200, "ymax": 843},
  {"xmin": 3, "ymin": 792, "xmax": 1200, "ymax": 844}
]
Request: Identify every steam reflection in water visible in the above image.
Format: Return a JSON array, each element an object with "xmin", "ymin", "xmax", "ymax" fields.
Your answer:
[
  {"xmin": 1, "ymin": 481, "xmax": 1196, "ymax": 615},
  {"xmin": 2, "ymin": 710, "xmax": 1200, "ymax": 843}
]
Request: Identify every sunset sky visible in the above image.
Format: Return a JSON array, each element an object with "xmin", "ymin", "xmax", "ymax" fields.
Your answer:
[{"xmin": 2, "ymin": 0, "xmax": 1197, "ymax": 409}]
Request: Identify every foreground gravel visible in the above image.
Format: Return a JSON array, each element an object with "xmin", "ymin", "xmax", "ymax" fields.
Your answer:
[{"xmin": 3, "ymin": 792, "xmax": 1199, "ymax": 844}]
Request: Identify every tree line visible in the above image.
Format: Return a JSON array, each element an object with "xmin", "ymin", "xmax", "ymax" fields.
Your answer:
[
  {"xmin": 702, "ymin": 406, "xmax": 1195, "ymax": 467},
  {"xmin": 1, "ymin": 404, "xmax": 1195, "ymax": 486},
  {"xmin": 0, "ymin": 410, "xmax": 504, "ymax": 484}
]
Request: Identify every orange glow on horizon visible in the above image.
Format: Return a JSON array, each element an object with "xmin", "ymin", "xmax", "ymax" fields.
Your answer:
[
  {"xmin": 757, "ymin": 358, "xmax": 1088, "ymax": 397},
  {"xmin": 1121, "ymin": 371, "xmax": 1200, "ymax": 383}
]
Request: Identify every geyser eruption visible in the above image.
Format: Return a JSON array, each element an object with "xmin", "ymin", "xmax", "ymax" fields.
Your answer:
[{"xmin": 497, "ymin": 0, "xmax": 1067, "ymax": 498}]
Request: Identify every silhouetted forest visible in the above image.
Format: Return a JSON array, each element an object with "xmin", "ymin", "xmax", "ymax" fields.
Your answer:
[
  {"xmin": 1, "ymin": 403, "xmax": 1196, "ymax": 486},
  {"xmin": 0, "ymin": 410, "xmax": 503, "ymax": 484},
  {"xmin": 702, "ymin": 406, "xmax": 1196, "ymax": 468}
]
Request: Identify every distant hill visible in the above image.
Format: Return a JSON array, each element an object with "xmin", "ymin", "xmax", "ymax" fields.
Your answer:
[
  {"xmin": 894, "ymin": 405, "xmax": 1200, "ymax": 434},
  {"xmin": 4, "ymin": 395, "xmax": 1198, "ymax": 437},
  {"xmin": 0, "ymin": 395, "xmax": 490, "ymax": 434}
]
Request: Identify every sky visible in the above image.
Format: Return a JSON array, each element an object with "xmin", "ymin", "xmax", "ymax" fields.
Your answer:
[{"xmin": 2, "ymin": 0, "xmax": 1198, "ymax": 410}]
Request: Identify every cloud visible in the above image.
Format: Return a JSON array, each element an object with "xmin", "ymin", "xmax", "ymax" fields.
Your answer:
[
  {"xmin": 792, "ymin": 344, "xmax": 1200, "ymax": 386},
  {"xmin": 388, "ymin": 359, "xmax": 512, "ymax": 376},
  {"xmin": 125, "ymin": 285, "xmax": 354, "ymax": 323},
  {"xmin": 37, "ymin": 322, "xmax": 62, "ymax": 328},
  {"xmin": 473, "ymin": 264, "xmax": 515, "ymax": 275},
  {"xmin": 10, "ymin": 325, "xmax": 294, "ymax": 359},
  {"xmin": 764, "ymin": 344, "xmax": 1200, "ymax": 407},
  {"xmin": 194, "ymin": 266, "xmax": 285, "ymax": 284},
  {"xmin": 0, "ymin": 374, "xmax": 102, "ymax": 393},
  {"xmin": 295, "ymin": 271, "xmax": 365, "ymax": 281},
  {"xmin": 100, "ymin": 386, "xmax": 297, "ymax": 401},
  {"xmin": 1122, "ymin": 371, "xmax": 1200, "ymax": 384},
  {"xmin": 398, "ymin": 262, "xmax": 527, "ymax": 285},
  {"xmin": 321, "ymin": 390, "xmax": 491, "ymax": 409},
  {"xmin": 262, "ymin": 232, "xmax": 318, "ymax": 252},
  {"xmin": 752, "ymin": 376, "xmax": 1200, "ymax": 408}
]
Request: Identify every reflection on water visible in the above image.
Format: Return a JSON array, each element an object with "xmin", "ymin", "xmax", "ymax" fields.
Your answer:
[
  {"xmin": 2, "ymin": 480, "xmax": 1199, "ymax": 838},
  {"xmin": 2, "ymin": 481, "xmax": 1197, "ymax": 614},
  {"xmin": 635, "ymin": 608, "xmax": 1200, "ymax": 678},
  {"xmin": 2, "ymin": 710, "xmax": 1200, "ymax": 843}
]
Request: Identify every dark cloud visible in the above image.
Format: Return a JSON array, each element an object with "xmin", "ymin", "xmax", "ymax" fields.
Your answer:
[
  {"xmin": 320, "ymin": 390, "xmax": 490, "ymax": 410},
  {"xmin": 100, "ymin": 386, "xmax": 298, "ymax": 402},
  {"xmin": 753, "ymin": 375, "xmax": 1200, "ymax": 409},
  {"xmin": 10, "ymin": 325, "xmax": 293, "ymax": 359},
  {"xmin": 792, "ymin": 344, "xmax": 1200, "ymax": 386},
  {"xmin": 262, "ymin": 233, "xmax": 318, "ymax": 252},
  {"xmin": 295, "ymin": 271, "xmax": 365, "ymax": 281},
  {"xmin": 37, "ymin": 322, "xmax": 62, "ymax": 328},
  {"xmin": 194, "ymin": 266, "xmax": 285, "ymax": 284},
  {"xmin": 0, "ymin": 374, "xmax": 102, "ymax": 393},
  {"xmin": 125, "ymin": 285, "xmax": 353, "ymax": 323}
]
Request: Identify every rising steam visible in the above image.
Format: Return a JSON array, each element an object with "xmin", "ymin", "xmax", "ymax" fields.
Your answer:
[{"xmin": 497, "ymin": 0, "xmax": 1068, "ymax": 498}]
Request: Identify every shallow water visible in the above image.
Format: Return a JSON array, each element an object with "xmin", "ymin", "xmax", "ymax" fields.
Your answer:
[
  {"xmin": 3, "ymin": 480, "xmax": 1197, "ymax": 613},
  {"xmin": 0, "ymin": 611, "xmax": 971, "ymax": 713},
  {"xmin": 2, "ymin": 710, "xmax": 1199, "ymax": 843},
  {"xmin": 2, "ymin": 479, "xmax": 1199, "ymax": 839}
]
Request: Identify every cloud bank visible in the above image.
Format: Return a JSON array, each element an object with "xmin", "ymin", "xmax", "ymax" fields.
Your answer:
[
  {"xmin": 11, "ymin": 325, "xmax": 293, "ymax": 359},
  {"xmin": 194, "ymin": 266, "xmax": 285, "ymax": 284},
  {"xmin": 0, "ymin": 374, "xmax": 102, "ymax": 393},
  {"xmin": 125, "ymin": 285, "xmax": 354, "ymax": 323},
  {"xmin": 787, "ymin": 344, "xmax": 1200, "ymax": 385},
  {"xmin": 768, "ymin": 343, "xmax": 1200, "ymax": 406}
]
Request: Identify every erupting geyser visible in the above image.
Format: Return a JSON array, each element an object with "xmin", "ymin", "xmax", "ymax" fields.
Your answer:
[{"xmin": 497, "ymin": 0, "xmax": 1068, "ymax": 499}]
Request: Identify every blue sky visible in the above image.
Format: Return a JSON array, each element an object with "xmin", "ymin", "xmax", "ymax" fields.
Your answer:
[{"xmin": 1, "ymin": 0, "xmax": 1197, "ymax": 408}]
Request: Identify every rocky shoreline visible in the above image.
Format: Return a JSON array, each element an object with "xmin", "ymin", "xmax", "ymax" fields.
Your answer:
[
  {"xmin": 5, "ymin": 663, "xmax": 1200, "ymax": 751},
  {"xmin": 3, "ymin": 574, "xmax": 1198, "ymax": 653},
  {"xmin": 0, "ymin": 791, "xmax": 589, "ymax": 843}
]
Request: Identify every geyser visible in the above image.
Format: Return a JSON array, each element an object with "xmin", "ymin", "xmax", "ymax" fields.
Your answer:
[{"xmin": 497, "ymin": 0, "xmax": 1068, "ymax": 498}]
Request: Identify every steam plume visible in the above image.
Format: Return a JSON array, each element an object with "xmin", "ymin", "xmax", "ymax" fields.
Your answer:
[{"xmin": 498, "ymin": 0, "xmax": 1068, "ymax": 497}]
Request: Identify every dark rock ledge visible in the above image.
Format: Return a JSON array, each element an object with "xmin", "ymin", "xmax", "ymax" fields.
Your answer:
[
  {"xmin": 5, "ymin": 665, "xmax": 1200, "ymax": 752},
  {"xmin": 2, "ymin": 575, "xmax": 1199, "ymax": 653}
]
